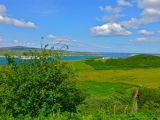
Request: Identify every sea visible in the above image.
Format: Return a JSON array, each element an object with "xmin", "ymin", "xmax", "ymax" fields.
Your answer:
[{"xmin": 0, "ymin": 52, "xmax": 157, "ymax": 65}]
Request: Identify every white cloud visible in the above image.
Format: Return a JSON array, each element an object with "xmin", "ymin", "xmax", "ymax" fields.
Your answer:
[
  {"xmin": 120, "ymin": 16, "xmax": 159, "ymax": 29},
  {"xmin": 120, "ymin": 0, "xmax": 160, "ymax": 29},
  {"xmin": 99, "ymin": 6, "xmax": 122, "ymax": 13},
  {"xmin": 90, "ymin": 22, "xmax": 132, "ymax": 37},
  {"xmin": 139, "ymin": 29, "xmax": 154, "ymax": 35},
  {"xmin": 0, "ymin": 16, "xmax": 37, "ymax": 28},
  {"xmin": 138, "ymin": 0, "xmax": 160, "ymax": 9},
  {"xmin": 117, "ymin": 0, "xmax": 132, "ymax": 6},
  {"xmin": 133, "ymin": 37, "xmax": 160, "ymax": 42},
  {"xmin": 121, "ymin": 18, "xmax": 140, "ymax": 29},
  {"xmin": 0, "ymin": 4, "xmax": 37, "ymax": 28},
  {"xmin": 138, "ymin": 0, "xmax": 160, "ymax": 23}
]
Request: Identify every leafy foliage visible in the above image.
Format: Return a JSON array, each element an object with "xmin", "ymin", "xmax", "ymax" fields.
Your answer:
[
  {"xmin": 0, "ymin": 48, "xmax": 86, "ymax": 117},
  {"xmin": 138, "ymin": 88, "xmax": 160, "ymax": 113}
]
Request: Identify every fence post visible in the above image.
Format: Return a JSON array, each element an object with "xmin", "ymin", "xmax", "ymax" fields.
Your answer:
[{"xmin": 132, "ymin": 89, "xmax": 139, "ymax": 112}]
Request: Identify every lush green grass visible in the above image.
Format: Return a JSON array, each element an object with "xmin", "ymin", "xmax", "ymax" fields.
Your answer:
[
  {"xmin": 69, "ymin": 55, "xmax": 160, "ymax": 88},
  {"xmin": 1, "ymin": 110, "xmax": 159, "ymax": 120},
  {"xmin": 77, "ymin": 68, "xmax": 160, "ymax": 88},
  {"xmin": 69, "ymin": 55, "xmax": 160, "ymax": 119},
  {"xmin": 85, "ymin": 54, "xmax": 160, "ymax": 70},
  {"xmin": 77, "ymin": 81, "xmax": 137, "ymax": 98},
  {"xmin": 67, "ymin": 60, "xmax": 94, "ymax": 72}
]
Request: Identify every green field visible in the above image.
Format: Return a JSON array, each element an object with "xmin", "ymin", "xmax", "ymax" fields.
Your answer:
[
  {"xmin": 70, "ymin": 58, "xmax": 160, "ymax": 88},
  {"xmin": 68, "ymin": 59, "xmax": 160, "ymax": 106},
  {"xmin": 78, "ymin": 68, "xmax": 160, "ymax": 87},
  {"xmin": 68, "ymin": 56, "xmax": 160, "ymax": 119}
]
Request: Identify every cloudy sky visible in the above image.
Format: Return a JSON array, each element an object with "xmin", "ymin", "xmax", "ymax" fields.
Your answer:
[{"xmin": 0, "ymin": 0, "xmax": 160, "ymax": 53}]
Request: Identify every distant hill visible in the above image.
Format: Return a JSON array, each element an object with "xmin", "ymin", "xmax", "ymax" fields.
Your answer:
[
  {"xmin": 0, "ymin": 46, "xmax": 38, "ymax": 51},
  {"xmin": 0, "ymin": 46, "xmax": 98, "ymax": 56},
  {"xmin": 85, "ymin": 54, "xmax": 160, "ymax": 70}
]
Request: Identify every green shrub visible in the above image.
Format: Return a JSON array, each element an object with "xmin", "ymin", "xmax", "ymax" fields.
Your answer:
[
  {"xmin": 77, "ymin": 95, "xmax": 133, "ymax": 115},
  {"xmin": 0, "ymin": 49, "xmax": 86, "ymax": 117},
  {"xmin": 138, "ymin": 87, "xmax": 160, "ymax": 114}
]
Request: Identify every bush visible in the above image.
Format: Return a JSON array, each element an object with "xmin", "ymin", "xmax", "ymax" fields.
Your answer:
[
  {"xmin": 0, "ymin": 49, "xmax": 86, "ymax": 117},
  {"xmin": 77, "ymin": 95, "xmax": 133, "ymax": 115},
  {"xmin": 138, "ymin": 88, "xmax": 160, "ymax": 114}
]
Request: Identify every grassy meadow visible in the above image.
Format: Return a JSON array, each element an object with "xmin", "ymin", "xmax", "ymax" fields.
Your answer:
[
  {"xmin": 70, "ymin": 57, "xmax": 160, "ymax": 88},
  {"xmin": 70, "ymin": 55, "xmax": 160, "ymax": 119}
]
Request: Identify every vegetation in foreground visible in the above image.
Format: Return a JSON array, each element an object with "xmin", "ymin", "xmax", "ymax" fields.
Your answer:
[
  {"xmin": 0, "ymin": 49, "xmax": 86, "ymax": 118},
  {"xmin": 0, "ymin": 52, "xmax": 160, "ymax": 119}
]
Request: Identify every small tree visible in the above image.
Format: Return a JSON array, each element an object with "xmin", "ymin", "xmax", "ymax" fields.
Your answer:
[{"xmin": 0, "ymin": 46, "xmax": 86, "ymax": 117}]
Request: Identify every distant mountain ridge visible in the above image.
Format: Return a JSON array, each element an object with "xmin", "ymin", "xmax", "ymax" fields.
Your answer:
[
  {"xmin": 0, "ymin": 46, "xmax": 98, "ymax": 56},
  {"xmin": 0, "ymin": 46, "xmax": 38, "ymax": 51}
]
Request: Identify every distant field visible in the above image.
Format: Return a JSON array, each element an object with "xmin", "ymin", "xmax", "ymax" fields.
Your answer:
[
  {"xmin": 68, "ymin": 58, "xmax": 160, "ymax": 116},
  {"xmin": 70, "ymin": 56, "xmax": 160, "ymax": 88},
  {"xmin": 69, "ymin": 56, "xmax": 160, "ymax": 118},
  {"xmin": 78, "ymin": 68, "xmax": 160, "ymax": 88}
]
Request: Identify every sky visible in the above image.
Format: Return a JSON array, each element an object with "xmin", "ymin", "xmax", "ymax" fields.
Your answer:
[{"xmin": 0, "ymin": 0, "xmax": 160, "ymax": 53}]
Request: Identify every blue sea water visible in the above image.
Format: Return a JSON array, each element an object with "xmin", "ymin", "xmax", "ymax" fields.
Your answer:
[{"xmin": 0, "ymin": 53, "xmax": 132, "ymax": 65}]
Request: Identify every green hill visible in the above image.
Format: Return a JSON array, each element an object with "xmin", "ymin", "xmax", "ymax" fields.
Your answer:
[{"xmin": 85, "ymin": 54, "xmax": 160, "ymax": 70}]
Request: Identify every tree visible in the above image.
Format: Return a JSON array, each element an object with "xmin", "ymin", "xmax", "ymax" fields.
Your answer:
[{"xmin": 0, "ymin": 47, "xmax": 86, "ymax": 117}]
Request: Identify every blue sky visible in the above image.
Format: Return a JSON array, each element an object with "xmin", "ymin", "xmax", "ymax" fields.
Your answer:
[{"xmin": 0, "ymin": 0, "xmax": 160, "ymax": 53}]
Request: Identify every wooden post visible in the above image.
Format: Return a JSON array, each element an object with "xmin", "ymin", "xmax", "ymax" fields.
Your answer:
[{"xmin": 132, "ymin": 89, "xmax": 139, "ymax": 112}]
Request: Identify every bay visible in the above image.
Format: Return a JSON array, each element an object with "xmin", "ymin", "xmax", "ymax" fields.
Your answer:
[{"xmin": 0, "ymin": 53, "xmax": 133, "ymax": 65}]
